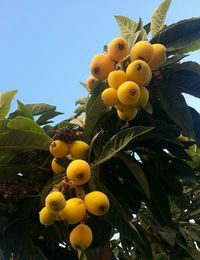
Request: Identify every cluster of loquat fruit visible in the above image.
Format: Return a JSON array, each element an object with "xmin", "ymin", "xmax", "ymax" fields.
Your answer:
[
  {"xmin": 39, "ymin": 139, "xmax": 110, "ymax": 251},
  {"xmin": 86, "ymin": 38, "xmax": 166, "ymax": 121}
]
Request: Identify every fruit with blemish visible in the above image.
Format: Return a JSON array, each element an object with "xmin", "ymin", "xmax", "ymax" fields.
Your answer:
[
  {"xmin": 86, "ymin": 75, "xmax": 97, "ymax": 91},
  {"xmin": 69, "ymin": 224, "xmax": 93, "ymax": 251},
  {"xmin": 59, "ymin": 198, "xmax": 86, "ymax": 224},
  {"xmin": 45, "ymin": 191, "xmax": 66, "ymax": 213},
  {"xmin": 66, "ymin": 159, "xmax": 91, "ymax": 185},
  {"xmin": 126, "ymin": 59, "xmax": 152, "ymax": 86},
  {"xmin": 90, "ymin": 53, "xmax": 114, "ymax": 80},
  {"xmin": 107, "ymin": 37, "xmax": 129, "ymax": 61},
  {"xmin": 49, "ymin": 140, "xmax": 70, "ymax": 158},
  {"xmin": 84, "ymin": 191, "xmax": 110, "ymax": 216},
  {"xmin": 51, "ymin": 158, "xmax": 66, "ymax": 174}
]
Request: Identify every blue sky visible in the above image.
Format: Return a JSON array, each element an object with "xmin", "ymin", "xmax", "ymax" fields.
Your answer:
[{"xmin": 0, "ymin": 0, "xmax": 200, "ymax": 123}]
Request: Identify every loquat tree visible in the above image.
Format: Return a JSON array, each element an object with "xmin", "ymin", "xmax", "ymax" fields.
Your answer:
[{"xmin": 1, "ymin": 0, "xmax": 200, "ymax": 259}]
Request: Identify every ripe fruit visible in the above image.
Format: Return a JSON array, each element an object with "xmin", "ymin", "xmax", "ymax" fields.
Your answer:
[
  {"xmin": 144, "ymin": 68, "xmax": 152, "ymax": 87},
  {"xmin": 51, "ymin": 158, "xmax": 66, "ymax": 174},
  {"xmin": 66, "ymin": 159, "xmax": 91, "ymax": 185},
  {"xmin": 84, "ymin": 191, "xmax": 110, "ymax": 216},
  {"xmin": 59, "ymin": 198, "xmax": 86, "ymax": 224},
  {"xmin": 126, "ymin": 59, "xmax": 152, "ymax": 86},
  {"xmin": 117, "ymin": 107, "xmax": 138, "ymax": 121},
  {"xmin": 49, "ymin": 140, "xmax": 70, "ymax": 158},
  {"xmin": 45, "ymin": 191, "xmax": 66, "ymax": 213},
  {"xmin": 101, "ymin": 88, "xmax": 119, "ymax": 107},
  {"xmin": 90, "ymin": 53, "xmax": 114, "ymax": 80},
  {"xmin": 135, "ymin": 86, "xmax": 149, "ymax": 108},
  {"xmin": 69, "ymin": 224, "xmax": 93, "ymax": 250},
  {"xmin": 107, "ymin": 37, "xmax": 129, "ymax": 61},
  {"xmin": 117, "ymin": 81, "xmax": 140, "ymax": 105},
  {"xmin": 114, "ymin": 103, "xmax": 135, "ymax": 112},
  {"xmin": 86, "ymin": 75, "xmax": 97, "ymax": 91},
  {"xmin": 108, "ymin": 70, "xmax": 127, "ymax": 89},
  {"xmin": 39, "ymin": 207, "xmax": 57, "ymax": 226},
  {"xmin": 148, "ymin": 43, "xmax": 166, "ymax": 70},
  {"xmin": 130, "ymin": 41, "xmax": 154, "ymax": 63},
  {"xmin": 69, "ymin": 140, "xmax": 89, "ymax": 160}
]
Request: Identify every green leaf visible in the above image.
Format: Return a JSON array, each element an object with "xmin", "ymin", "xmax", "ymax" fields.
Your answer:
[
  {"xmin": 0, "ymin": 130, "xmax": 52, "ymax": 151},
  {"xmin": 114, "ymin": 16, "xmax": 138, "ymax": 41},
  {"xmin": 119, "ymin": 153, "xmax": 150, "ymax": 199},
  {"xmin": 150, "ymin": 0, "xmax": 172, "ymax": 37},
  {"xmin": 161, "ymin": 54, "xmax": 188, "ymax": 68},
  {"xmin": 0, "ymin": 90, "xmax": 18, "ymax": 120},
  {"xmin": 189, "ymin": 107, "xmax": 200, "ymax": 147},
  {"xmin": 17, "ymin": 100, "xmax": 34, "ymax": 120},
  {"xmin": 93, "ymin": 126, "xmax": 154, "ymax": 167},
  {"xmin": 8, "ymin": 116, "xmax": 45, "ymax": 134},
  {"xmin": 75, "ymin": 96, "xmax": 89, "ymax": 106},
  {"xmin": 151, "ymin": 18, "xmax": 200, "ymax": 54},
  {"xmin": 74, "ymin": 105, "xmax": 85, "ymax": 115},
  {"xmin": 156, "ymin": 81, "xmax": 194, "ymax": 138}
]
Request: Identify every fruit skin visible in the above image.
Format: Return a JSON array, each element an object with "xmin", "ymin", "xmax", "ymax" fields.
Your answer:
[
  {"xmin": 51, "ymin": 158, "xmax": 66, "ymax": 174},
  {"xmin": 117, "ymin": 81, "xmax": 140, "ymax": 105},
  {"xmin": 126, "ymin": 59, "xmax": 152, "ymax": 86},
  {"xmin": 117, "ymin": 108, "xmax": 138, "ymax": 121},
  {"xmin": 49, "ymin": 140, "xmax": 70, "ymax": 158},
  {"xmin": 66, "ymin": 159, "xmax": 91, "ymax": 185},
  {"xmin": 107, "ymin": 37, "xmax": 129, "ymax": 62},
  {"xmin": 84, "ymin": 191, "xmax": 110, "ymax": 216},
  {"xmin": 90, "ymin": 53, "xmax": 114, "ymax": 80},
  {"xmin": 39, "ymin": 207, "xmax": 56, "ymax": 226},
  {"xmin": 108, "ymin": 70, "xmax": 127, "ymax": 89},
  {"xmin": 69, "ymin": 224, "xmax": 93, "ymax": 251},
  {"xmin": 101, "ymin": 88, "xmax": 119, "ymax": 107},
  {"xmin": 59, "ymin": 198, "xmax": 86, "ymax": 224},
  {"xmin": 45, "ymin": 191, "xmax": 66, "ymax": 213},
  {"xmin": 69, "ymin": 140, "xmax": 89, "ymax": 160},
  {"xmin": 135, "ymin": 86, "xmax": 149, "ymax": 108},
  {"xmin": 86, "ymin": 75, "xmax": 97, "ymax": 91},
  {"xmin": 148, "ymin": 43, "xmax": 166, "ymax": 70},
  {"xmin": 130, "ymin": 40, "xmax": 154, "ymax": 63}
]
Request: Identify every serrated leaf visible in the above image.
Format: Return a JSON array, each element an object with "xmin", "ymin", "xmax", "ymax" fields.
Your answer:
[
  {"xmin": 151, "ymin": 18, "xmax": 200, "ymax": 54},
  {"xmin": 8, "ymin": 116, "xmax": 45, "ymax": 134},
  {"xmin": 150, "ymin": 0, "xmax": 172, "ymax": 37},
  {"xmin": 93, "ymin": 126, "xmax": 154, "ymax": 167},
  {"xmin": 114, "ymin": 16, "xmax": 138, "ymax": 41},
  {"xmin": 36, "ymin": 111, "xmax": 63, "ymax": 125},
  {"xmin": 119, "ymin": 153, "xmax": 150, "ymax": 199},
  {"xmin": 156, "ymin": 81, "xmax": 194, "ymax": 138},
  {"xmin": 0, "ymin": 130, "xmax": 52, "ymax": 151},
  {"xmin": 0, "ymin": 90, "xmax": 18, "ymax": 120},
  {"xmin": 17, "ymin": 100, "xmax": 34, "ymax": 120}
]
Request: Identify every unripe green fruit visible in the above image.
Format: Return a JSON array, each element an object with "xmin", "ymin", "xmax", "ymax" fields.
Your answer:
[
  {"xmin": 126, "ymin": 59, "xmax": 152, "ymax": 86},
  {"xmin": 69, "ymin": 141, "xmax": 89, "ymax": 160},
  {"xmin": 39, "ymin": 207, "xmax": 56, "ymax": 226},
  {"xmin": 59, "ymin": 198, "xmax": 86, "ymax": 224},
  {"xmin": 107, "ymin": 37, "xmax": 129, "ymax": 61},
  {"xmin": 69, "ymin": 224, "xmax": 93, "ymax": 251},
  {"xmin": 84, "ymin": 191, "xmax": 110, "ymax": 216},
  {"xmin": 51, "ymin": 158, "xmax": 66, "ymax": 174},
  {"xmin": 49, "ymin": 140, "xmax": 70, "ymax": 158},
  {"xmin": 108, "ymin": 70, "xmax": 127, "ymax": 89},
  {"xmin": 130, "ymin": 40, "xmax": 154, "ymax": 63},
  {"xmin": 45, "ymin": 191, "xmax": 66, "ymax": 213},
  {"xmin": 90, "ymin": 53, "xmax": 114, "ymax": 80},
  {"xmin": 101, "ymin": 88, "xmax": 119, "ymax": 107},
  {"xmin": 117, "ymin": 81, "xmax": 140, "ymax": 105},
  {"xmin": 66, "ymin": 159, "xmax": 91, "ymax": 185}
]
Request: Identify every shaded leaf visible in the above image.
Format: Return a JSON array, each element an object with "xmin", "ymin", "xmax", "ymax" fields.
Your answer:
[
  {"xmin": 151, "ymin": 0, "xmax": 172, "ymax": 37},
  {"xmin": 189, "ymin": 107, "xmax": 200, "ymax": 146},
  {"xmin": 93, "ymin": 126, "xmax": 154, "ymax": 167},
  {"xmin": 17, "ymin": 100, "xmax": 34, "ymax": 120},
  {"xmin": 156, "ymin": 81, "xmax": 194, "ymax": 138},
  {"xmin": 36, "ymin": 110, "xmax": 63, "ymax": 125},
  {"xmin": 0, "ymin": 90, "xmax": 18, "ymax": 120},
  {"xmin": 151, "ymin": 18, "xmax": 200, "ymax": 54}
]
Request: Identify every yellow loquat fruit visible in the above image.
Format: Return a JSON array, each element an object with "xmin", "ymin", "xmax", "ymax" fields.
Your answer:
[
  {"xmin": 45, "ymin": 191, "xmax": 66, "ymax": 213},
  {"xmin": 107, "ymin": 70, "xmax": 127, "ymax": 89},
  {"xmin": 69, "ymin": 140, "xmax": 89, "ymax": 160},
  {"xmin": 49, "ymin": 140, "xmax": 70, "ymax": 158},
  {"xmin": 130, "ymin": 40, "xmax": 154, "ymax": 63},
  {"xmin": 148, "ymin": 43, "xmax": 166, "ymax": 70},
  {"xmin": 135, "ymin": 86, "xmax": 149, "ymax": 108},
  {"xmin": 85, "ymin": 75, "xmax": 97, "ymax": 91},
  {"xmin": 117, "ymin": 107, "xmax": 138, "ymax": 121},
  {"xmin": 107, "ymin": 37, "xmax": 129, "ymax": 61},
  {"xmin": 39, "ymin": 207, "xmax": 57, "ymax": 226},
  {"xmin": 51, "ymin": 158, "xmax": 66, "ymax": 174},
  {"xmin": 101, "ymin": 88, "xmax": 119, "ymax": 107},
  {"xmin": 117, "ymin": 81, "xmax": 140, "ymax": 106}
]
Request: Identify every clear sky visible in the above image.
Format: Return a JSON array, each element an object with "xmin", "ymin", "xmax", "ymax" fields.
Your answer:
[{"xmin": 0, "ymin": 0, "xmax": 200, "ymax": 123}]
